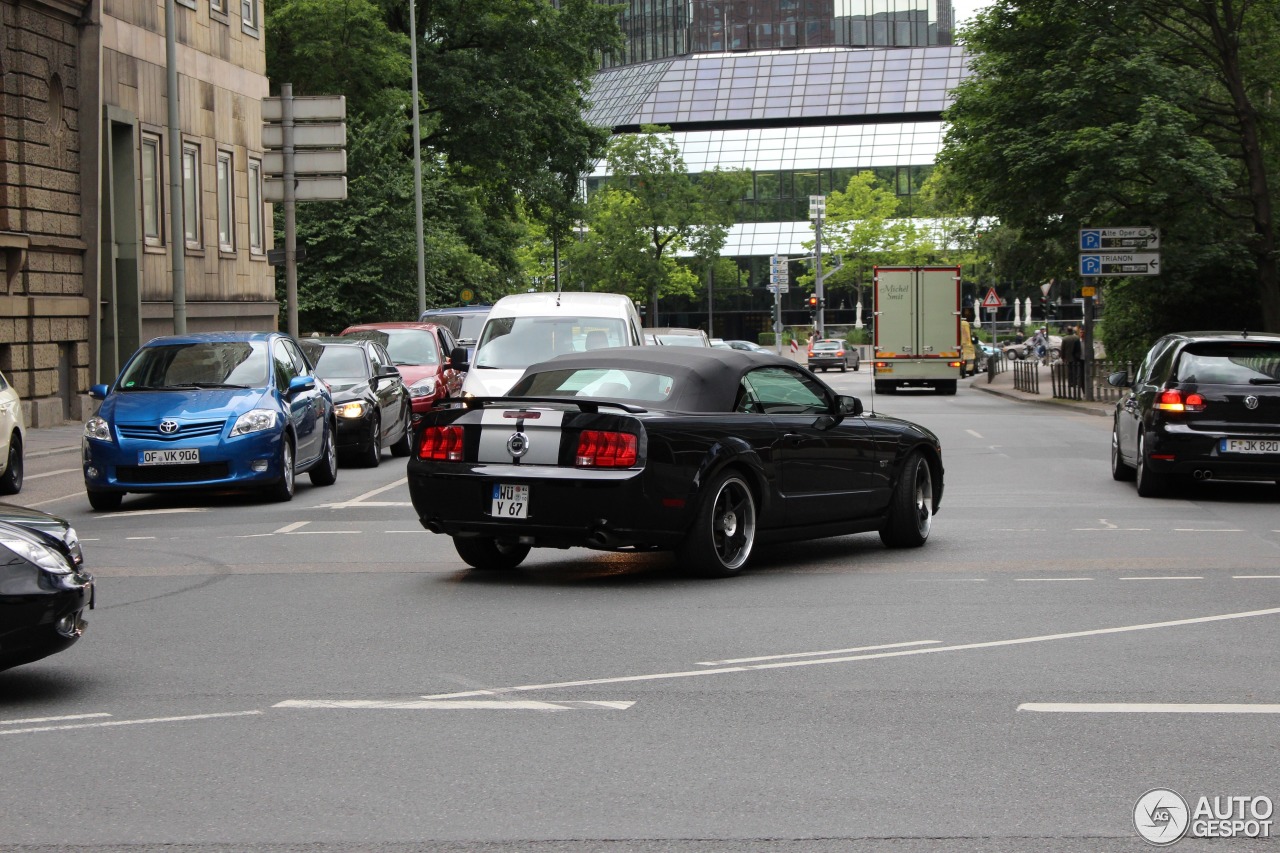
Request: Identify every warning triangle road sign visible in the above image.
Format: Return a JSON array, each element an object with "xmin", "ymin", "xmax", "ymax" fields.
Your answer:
[{"xmin": 981, "ymin": 287, "xmax": 1002, "ymax": 309}]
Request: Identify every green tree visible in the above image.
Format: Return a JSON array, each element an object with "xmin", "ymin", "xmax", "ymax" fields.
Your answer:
[
  {"xmin": 567, "ymin": 127, "xmax": 748, "ymax": 323},
  {"xmin": 940, "ymin": 0, "xmax": 1279, "ymax": 353}
]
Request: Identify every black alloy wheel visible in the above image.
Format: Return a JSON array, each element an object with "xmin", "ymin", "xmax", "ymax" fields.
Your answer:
[
  {"xmin": 880, "ymin": 451, "xmax": 933, "ymax": 548},
  {"xmin": 269, "ymin": 437, "xmax": 296, "ymax": 502},
  {"xmin": 309, "ymin": 425, "xmax": 339, "ymax": 486},
  {"xmin": 453, "ymin": 536, "xmax": 531, "ymax": 571},
  {"xmin": 676, "ymin": 469, "xmax": 757, "ymax": 578},
  {"xmin": 1110, "ymin": 422, "xmax": 1135, "ymax": 481},
  {"xmin": 0, "ymin": 432, "xmax": 22, "ymax": 495},
  {"xmin": 359, "ymin": 416, "xmax": 382, "ymax": 468}
]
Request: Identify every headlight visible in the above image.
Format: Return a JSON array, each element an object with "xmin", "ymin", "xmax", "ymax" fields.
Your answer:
[
  {"xmin": 232, "ymin": 409, "xmax": 277, "ymax": 436},
  {"xmin": 63, "ymin": 526, "xmax": 84, "ymax": 566},
  {"xmin": 84, "ymin": 416, "xmax": 111, "ymax": 442},
  {"xmin": 462, "ymin": 391, "xmax": 475, "ymax": 399},
  {"xmin": 335, "ymin": 401, "xmax": 366, "ymax": 419},
  {"xmin": 408, "ymin": 378, "xmax": 437, "ymax": 399},
  {"xmin": 0, "ymin": 536, "xmax": 72, "ymax": 575}
]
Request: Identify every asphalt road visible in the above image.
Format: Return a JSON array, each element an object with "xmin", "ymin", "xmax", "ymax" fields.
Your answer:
[{"xmin": 3, "ymin": 373, "xmax": 1278, "ymax": 852}]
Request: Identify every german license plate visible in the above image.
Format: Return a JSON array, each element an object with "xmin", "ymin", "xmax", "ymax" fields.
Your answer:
[
  {"xmin": 139, "ymin": 448, "xmax": 200, "ymax": 465},
  {"xmin": 1220, "ymin": 438, "xmax": 1280, "ymax": 454},
  {"xmin": 491, "ymin": 483, "xmax": 529, "ymax": 519}
]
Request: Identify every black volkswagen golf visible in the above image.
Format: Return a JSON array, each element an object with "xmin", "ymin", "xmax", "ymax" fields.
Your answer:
[{"xmin": 1109, "ymin": 331, "xmax": 1280, "ymax": 496}]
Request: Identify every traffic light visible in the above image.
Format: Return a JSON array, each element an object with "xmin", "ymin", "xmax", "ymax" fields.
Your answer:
[{"xmin": 806, "ymin": 294, "xmax": 819, "ymax": 310}]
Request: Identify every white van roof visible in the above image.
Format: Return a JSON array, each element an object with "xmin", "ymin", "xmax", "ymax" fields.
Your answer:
[{"xmin": 488, "ymin": 291, "xmax": 635, "ymax": 317}]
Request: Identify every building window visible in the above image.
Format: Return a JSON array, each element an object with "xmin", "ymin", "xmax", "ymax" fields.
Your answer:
[
  {"xmin": 182, "ymin": 142, "xmax": 201, "ymax": 248},
  {"xmin": 141, "ymin": 134, "xmax": 163, "ymax": 247},
  {"xmin": 217, "ymin": 150, "xmax": 235, "ymax": 252},
  {"xmin": 211, "ymin": 0, "xmax": 225, "ymax": 14},
  {"xmin": 248, "ymin": 158, "xmax": 264, "ymax": 254},
  {"xmin": 241, "ymin": 0, "xmax": 258, "ymax": 31}
]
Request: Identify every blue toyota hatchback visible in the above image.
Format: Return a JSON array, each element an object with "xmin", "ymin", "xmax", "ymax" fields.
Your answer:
[{"xmin": 82, "ymin": 331, "xmax": 338, "ymax": 511}]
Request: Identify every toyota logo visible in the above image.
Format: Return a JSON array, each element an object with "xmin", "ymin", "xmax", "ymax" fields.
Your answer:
[
  {"xmin": 506, "ymin": 432, "xmax": 529, "ymax": 458},
  {"xmin": 158, "ymin": 419, "xmax": 180, "ymax": 434},
  {"xmin": 1245, "ymin": 395, "xmax": 1259, "ymax": 410}
]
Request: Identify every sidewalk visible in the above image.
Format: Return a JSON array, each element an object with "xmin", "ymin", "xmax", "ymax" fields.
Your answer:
[
  {"xmin": 24, "ymin": 421, "xmax": 86, "ymax": 460},
  {"xmin": 967, "ymin": 360, "xmax": 1114, "ymax": 417}
]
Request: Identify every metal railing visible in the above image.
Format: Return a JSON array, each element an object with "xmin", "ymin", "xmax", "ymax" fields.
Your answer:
[
  {"xmin": 1051, "ymin": 360, "xmax": 1132, "ymax": 402},
  {"xmin": 1012, "ymin": 359, "xmax": 1040, "ymax": 394}
]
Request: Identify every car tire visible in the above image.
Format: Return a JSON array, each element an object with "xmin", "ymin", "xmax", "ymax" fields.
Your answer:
[
  {"xmin": 675, "ymin": 469, "xmax": 756, "ymax": 578},
  {"xmin": 1134, "ymin": 432, "xmax": 1167, "ymax": 497},
  {"xmin": 853, "ymin": 360, "xmax": 860, "ymax": 372},
  {"xmin": 1110, "ymin": 423, "xmax": 1135, "ymax": 481},
  {"xmin": 453, "ymin": 536, "xmax": 530, "ymax": 571},
  {"xmin": 0, "ymin": 431, "xmax": 22, "ymax": 495},
  {"xmin": 359, "ymin": 416, "xmax": 382, "ymax": 468},
  {"xmin": 840, "ymin": 362, "xmax": 847, "ymax": 372},
  {"xmin": 87, "ymin": 489, "xmax": 124, "ymax": 512},
  {"xmin": 269, "ymin": 437, "xmax": 296, "ymax": 502},
  {"xmin": 309, "ymin": 424, "xmax": 339, "ymax": 486},
  {"xmin": 389, "ymin": 408, "xmax": 413, "ymax": 458},
  {"xmin": 879, "ymin": 451, "xmax": 933, "ymax": 548}
]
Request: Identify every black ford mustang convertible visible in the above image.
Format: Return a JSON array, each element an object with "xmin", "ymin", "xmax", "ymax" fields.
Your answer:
[{"xmin": 407, "ymin": 347, "xmax": 943, "ymax": 577}]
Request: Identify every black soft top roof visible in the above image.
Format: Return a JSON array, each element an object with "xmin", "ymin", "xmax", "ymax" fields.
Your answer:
[{"xmin": 519, "ymin": 346, "xmax": 795, "ymax": 412}]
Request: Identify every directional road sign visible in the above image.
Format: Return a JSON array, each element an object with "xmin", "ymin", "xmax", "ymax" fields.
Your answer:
[
  {"xmin": 1079, "ymin": 252, "xmax": 1161, "ymax": 276},
  {"xmin": 1079, "ymin": 227, "xmax": 1159, "ymax": 251}
]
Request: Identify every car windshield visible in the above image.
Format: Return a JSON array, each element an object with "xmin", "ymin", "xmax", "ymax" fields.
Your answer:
[
  {"xmin": 474, "ymin": 317, "xmax": 629, "ymax": 369},
  {"xmin": 814, "ymin": 341, "xmax": 841, "ymax": 350},
  {"xmin": 655, "ymin": 335, "xmax": 706, "ymax": 347},
  {"xmin": 512, "ymin": 368, "xmax": 675, "ymax": 403},
  {"xmin": 118, "ymin": 341, "xmax": 269, "ymax": 389},
  {"xmin": 421, "ymin": 311, "xmax": 487, "ymax": 342},
  {"xmin": 346, "ymin": 330, "xmax": 438, "ymax": 365},
  {"xmin": 1176, "ymin": 345, "xmax": 1280, "ymax": 384},
  {"xmin": 310, "ymin": 346, "xmax": 368, "ymax": 380}
]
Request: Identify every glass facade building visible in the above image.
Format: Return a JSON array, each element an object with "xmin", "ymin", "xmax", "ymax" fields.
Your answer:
[{"xmin": 585, "ymin": 1, "xmax": 971, "ymax": 334}]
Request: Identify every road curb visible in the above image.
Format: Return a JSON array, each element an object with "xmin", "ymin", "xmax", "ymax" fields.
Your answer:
[{"xmin": 970, "ymin": 380, "xmax": 1110, "ymax": 417}]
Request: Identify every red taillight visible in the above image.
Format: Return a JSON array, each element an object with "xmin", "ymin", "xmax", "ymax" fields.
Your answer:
[
  {"xmin": 1155, "ymin": 389, "xmax": 1206, "ymax": 412},
  {"xmin": 575, "ymin": 430, "xmax": 637, "ymax": 468},
  {"xmin": 807, "ymin": 350, "xmax": 814, "ymax": 357},
  {"xmin": 418, "ymin": 425, "xmax": 464, "ymax": 461},
  {"xmin": 836, "ymin": 350, "xmax": 844, "ymax": 356}
]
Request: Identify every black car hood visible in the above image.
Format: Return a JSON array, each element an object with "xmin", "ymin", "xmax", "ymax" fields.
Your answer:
[
  {"xmin": 0, "ymin": 502, "xmax": 83, "ymax": 565},
  {"xmin": 324, "ymin": 380, "xmax": 371, "ymax": 401}
]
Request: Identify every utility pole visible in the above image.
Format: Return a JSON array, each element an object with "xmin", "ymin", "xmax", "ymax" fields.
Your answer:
[
  {"xmin": 164, "ymin": 0, "xmax": 186, "ymax": 333},
  {"xmin": 408, "ymin": 0, "xmax": 426, "ymax": 315},
  {"xmin": 810, "ymin": 195, "xmax": 826, "ymax": 338}
]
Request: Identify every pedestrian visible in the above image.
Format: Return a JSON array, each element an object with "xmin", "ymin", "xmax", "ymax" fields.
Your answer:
[
  {"xmin": 1060, "ymin": 325, "xmax": 1084, "ymax": 394},
  {"xmin": 1031, "ymin": 327, "xmax": 1048, "ymax": 362}
]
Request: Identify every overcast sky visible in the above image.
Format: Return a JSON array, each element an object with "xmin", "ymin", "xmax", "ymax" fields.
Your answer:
[{"xmin": 950, "ymin": 0, "xmax": 987, "ymax": 29}]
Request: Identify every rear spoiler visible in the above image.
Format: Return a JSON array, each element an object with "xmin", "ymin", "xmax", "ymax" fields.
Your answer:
[{"xmin": 442, "ymin": 396, "xmax": 649, "ymax": 414}]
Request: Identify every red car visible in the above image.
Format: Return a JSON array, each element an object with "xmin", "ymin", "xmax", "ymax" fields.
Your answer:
[{"xmin": 339, "ymin": 322, "xmax": 464, "ymax": 420}]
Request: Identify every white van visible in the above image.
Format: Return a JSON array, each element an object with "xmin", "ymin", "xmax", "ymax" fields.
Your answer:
[{"xmin": 460, "ymin": 292, "xmax": 644, "ymax": 397}]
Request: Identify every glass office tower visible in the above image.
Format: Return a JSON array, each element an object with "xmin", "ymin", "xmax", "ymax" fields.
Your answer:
[{"xmin": 586, "ymin": 0, "xmax": 969, "ymax": 334}]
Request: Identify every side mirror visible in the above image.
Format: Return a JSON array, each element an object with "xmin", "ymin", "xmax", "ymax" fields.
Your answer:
[
  {"xmin": 450, "ymin": 346, "xmax": 470, "ymax": 371},
  {"xmin": 378, "ymin": 364, "xmax": 400, "ymax": 377},
  {"xmin": 289, "ymin": 374, "xmax": 317, "ymax": 394},
  {"xmin": 1106, "ymin": 370, "xmax": 1131, "ymax": 388},
  {"xmin": 90, "ymin": 384, "xmax": 110, "ymax": 400},
  {"xmin": 837, "ymin": 394, "xmax": 864, "ymax": 416}
]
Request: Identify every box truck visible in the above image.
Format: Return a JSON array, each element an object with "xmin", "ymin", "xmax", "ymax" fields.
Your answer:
[{"xmin": 872, "ymin": 266, "xmax": 963, "ymax": 395}]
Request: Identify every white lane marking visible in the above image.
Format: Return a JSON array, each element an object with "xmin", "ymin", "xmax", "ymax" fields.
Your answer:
[
  {"xmin": 1235, "ymin": 575, "xmax": 1280, "ymax": 579},
  {"xmin": 386, "ymin": 530, "xmax": 429, "ymax": 534},
  {"xmin": 274, "ymin": 699, "xmax": 633, "ymax": 711},
  {"xmin": 965, "ymin": 429, "xmax": 983, "ymax": 438},
  {"xmin": 1074, "ymin": 520, "xmax": 1149, "ymax": 531},
  {"xmin": 696, "ymin": 640, "xmax": 939, "ymax": 666},
  {"xmin": 28, "ymin": 492, "xmax": 90, "ymax": 507},
  {"xmin": 1120, "ymin": 576, "xmax": 1203, "ymax": 581},
  {"xmin": 0, "ymin": 710, "xmax": 261, "ymax": 735},
  {"xmin": 909, "ymin": 578, "xmax": 987, "ymax": 582},
  {"xmin": 24, "ymin": 467, "xmax": 80, "ymax": 481},
  {"xmin": 1175, "ymin": 528, "xmax": 1243, "ymax": 532},
  {"xmin": 1020, "ymin": 703, "xmax": 1280, "ymax": 714},
  {"xmin": 274, "ymin": 521, "xmax": 309, "ymax": 534},
  {"xmin": 318, "ymin": 501, "xmax": 412, "ymax": 508},
  {"xmin": 993, "ymin": 528, "xmax": 1047, "ymax": 532},
  {"xmin": 419, "ymin": 606, "xmax": 1280, "ymax": 700},
  {"xmin": 286, "ymin": 530, "xmax": 362, "ymax": 535},
  {"xmin": 225, "ymin": 533, "xmax": 274, "ymax": 539},
  {"xmin": 1015, "ymin": 578, "xmax": 1093, "ymax": 582},
  {"xmin": 317, "ymin": 478, "xmax": 408, "ymax": 508},
  {"xmin": 98, "ymin": 508, "xmax": 209, "ymax": 518},
  {"xmin": 1, "ymin": 713, "xmax": 111, "ymax": 725},
  {"xmin": 126, "ymin": 536, "xmax": 156, "ymax": 541}
]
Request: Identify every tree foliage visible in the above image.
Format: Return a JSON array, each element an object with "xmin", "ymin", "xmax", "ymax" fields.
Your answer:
[{"xmin": 940, "ymin": 0, "xmax": 1279, "ymax": 354}]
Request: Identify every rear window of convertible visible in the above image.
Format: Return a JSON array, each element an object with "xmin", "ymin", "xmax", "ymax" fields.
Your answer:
[{"xmin": 511, "ymin": 368, "xmax": 675, "ymax": 402}]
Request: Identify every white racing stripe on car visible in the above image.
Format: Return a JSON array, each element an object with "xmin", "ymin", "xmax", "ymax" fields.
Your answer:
[{"xmin": 478, "ymin": 407, "xmax": 564, "ymax": 465}]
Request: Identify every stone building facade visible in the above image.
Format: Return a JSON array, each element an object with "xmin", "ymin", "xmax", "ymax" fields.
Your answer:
[{"xmin": 0, "ymin": 0, "xmax": 274, "ymax": 425}]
